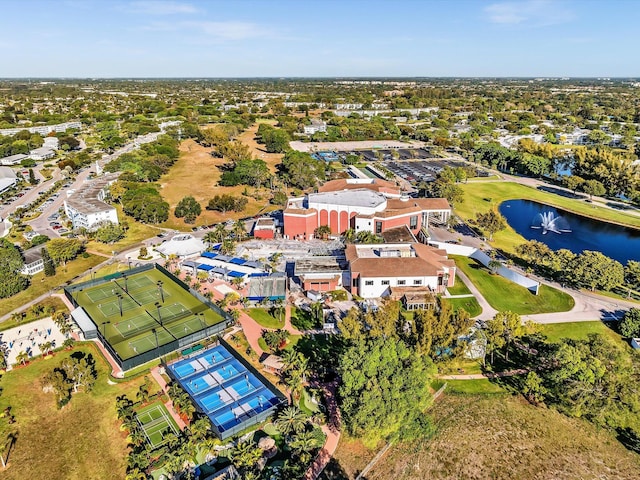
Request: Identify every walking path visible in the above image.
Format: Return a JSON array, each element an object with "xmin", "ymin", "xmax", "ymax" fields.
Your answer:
[
  {"xmin": 454, "ymin": 269, "xmax": 497, "ymax": 320},
  {"xmin": 437, "ymin": 369, "xmax": 527, "ymax": 380},
  {"xmin": 305, "ymin": 381, "xmax": 341, "ymax": 480},
  {"xmin": 150, "ymin": 366, "xmax": 187, "ymax": 429}
]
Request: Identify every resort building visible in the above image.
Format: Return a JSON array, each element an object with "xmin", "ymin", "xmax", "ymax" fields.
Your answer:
[
  {"xmin": 0, "ymin": 167, "xmax": 18, "ymax": 194},
  {"xmin": 293, "ymin": 256, "xmax": 346, "ymax": 293},
  {"xmin": 0, "ymin": 153, "xmax": 27, "ymax": 166},
  {"xmin": 19, "ymin": 246, "xmax": 45, "ymax": 275},
  {"xmin": 156, "ymin": 234, "xmax": 206, "ymax": 259},
  {"xmin": 252, "ymin": 217, "xmax": 276, "ymax": 239},
  {"xmin": 63, "ymin": 173, "xmax": 119, "ymax": 231},
  {"xmin": 345, "ymin": 242, "xmax": 456, "ymax": 298},
  {"xmin": 303, "ymin": 119, "xmax": 327, "ymax": 135},
  {"xmin": 28, "ymin": 146, "xmax": 56, "ymax": 161},
  {"xmin": 0, "ymin": 121, "xmax": 82, "ymax": 137},
  {"xmin": 283, "ymin": 178, "xmax": 450, "ymax": 240}
]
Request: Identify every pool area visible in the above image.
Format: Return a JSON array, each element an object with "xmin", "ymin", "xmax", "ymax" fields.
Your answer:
[{"xmin": 166, "ymin": 343, "xmax": 284, "ymax": 439}]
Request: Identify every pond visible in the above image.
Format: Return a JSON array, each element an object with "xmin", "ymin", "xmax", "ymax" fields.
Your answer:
[{"xmin": 499, "ymin": 199, "xmax": 640, "ymax": 264}]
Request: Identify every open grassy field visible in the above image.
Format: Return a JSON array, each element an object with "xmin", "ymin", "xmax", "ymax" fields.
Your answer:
[
  {"xmin": 158, "ymin": 134, "xmax": 277, "ymax": 230},
  {"xmin": 456, "ymin": 181, "xmax": 640, "ymax": 253},
  {"xmin": 236, "ymin": 121, "xmax": 284, "ymax": 173},
  {"xmin": 86, "ymin": 205, "xmax": 160, "ymax": 256},
  {"xmin": 0, "ymin": 254, "xmax": 103, "ymax": 317},
  {"xmin": 445, "ymin": 275, "xmax": 472, "ymax": 295},
  {"xmin": 366, "ymin": 394, "xmax": 640, "ymax": 480},
  {"xmin": 0, "ymin": 296, "xmax": 67, "ymax": 332},
  {"xmin": 0, "ymin": 343, "xmax": 146, "ymax": 480},
  {"xmin": 539, "ymin": 320, "xmax": 625, "ymax": 344},
  {"xmin": 247, "ymin": 307, "xmax": 285, "ymax": 329},
  {"xmin": 443, "ymin": 296, "xmax": 482, "ymax": 318},
  {"xmin": 453, "ymin": 255, "xmax": 575, "ymax": 314}
]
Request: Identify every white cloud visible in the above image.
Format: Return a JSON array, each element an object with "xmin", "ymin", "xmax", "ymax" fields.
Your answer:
[
  {"xmin": 485, "ymin": 0, "xmax": 574, "ymax": 27},
  {"xmin": 126, "ymin": 1, "xmax": 198, "ymax": 15}
]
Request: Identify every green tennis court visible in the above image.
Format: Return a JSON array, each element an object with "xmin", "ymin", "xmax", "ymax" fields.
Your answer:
[
  {"xmin": 113, "ymin": 313, "xmax": 159, "ymax": 338},
  {"xmin": 130, "ymin": 286, "xmax": 170, "ymax": 306},
  {"xmin": 135, "ymin": 402, "xmax": 179, "ymax": 449},
  {"xmin": 69, "ymin": 266, "xmax": 228, "ymax": 362},
  {"xmin": 97, "ymin": 296, "xmax": 139, "ymax": 317}
]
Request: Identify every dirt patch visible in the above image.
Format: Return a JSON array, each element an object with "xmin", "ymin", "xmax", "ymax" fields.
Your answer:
[
  {"xmin": 158, "ymin": 137, "xmax": 276, "ymax": 230},
  {"xmin": 236, "ymin": 121, "xmax": 284, "ymax": 174},
  {"xmin": 365, "ymin": 394, "xmax": 640, "ymax": 480}
]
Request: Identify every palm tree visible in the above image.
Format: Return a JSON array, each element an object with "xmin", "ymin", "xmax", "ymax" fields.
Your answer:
[
  {"xmin": 127, "ymin": 428, "xmax": 146, "ymax": 447},
  {"xmin": 314, "ymin": 225, "xmax": 331, "ymax": 240},
  {"xmin": 275, "ymin": 406, "xmax": 308, "ymax": 436},
  {"xmin": 289, "ymin": 431, "xmax": 320, "ymax": 464},
  {"xmin": 232, "ymin": 220, "xmax": 246, "ymax": 241},
  {"xmin": 125, "ymin": 468, "xmax": 147, "ymax": 480},
  {"xmin": 311, "ymin": 302, "xmax": 324, "ymax": 328},
  {"xmin": 343, "ymin": 228, "xmax": 357, "ymax": 243},
  {"xmin": 15, "ymin": 351, "xmax": 28, "ymax": 366},
  {"xmin": 189, "ymin": 418, "xmax": 210, "ymax": 440},
  {"xmin": 212, "ymin": 223, "xmax": 227, "ymax": 243},
  {"xmin": 220, "ymin": 238, "xmax": 236, "ymax": 255},
  {"xmin": 203, "ymin": 231, "xmax": 218, "ymax": 249},
  {"xmin": 229, "ymin": 441, "xmax": 262, "ymax": 471},
  {"xmin": 39, "ymin": 341, "xmax": 53, "ymax": 356},
  {"xmin": 180, "ymin": 400, "xmax": 196, "ymax": 421}
]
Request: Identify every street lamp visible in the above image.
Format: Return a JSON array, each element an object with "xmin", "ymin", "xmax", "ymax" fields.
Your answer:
[
  {"xmin": 155, "ymin": 302, "xmax": 162, "ymax": 325},
  {"xmin": 152, "ymin": 328, "xmax": 159, "ymax": 356}
]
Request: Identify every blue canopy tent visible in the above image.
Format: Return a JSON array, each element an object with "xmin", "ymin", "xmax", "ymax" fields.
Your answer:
[
  {"xmin": 229, "ymin": 257, "xmax": 247, "ymax": 265},
  {"xmin": 197, "ymin": 264, "xmax": 215, "ymax": 271},
  {"xmin": 201, "ymin": 252, "xmax": 218, "ymax": 259}
]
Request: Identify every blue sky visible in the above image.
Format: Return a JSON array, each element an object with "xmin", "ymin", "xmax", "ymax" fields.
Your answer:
[{"xmin": 1, "ymin": 0, "xmax": 638, "ymax": 77}]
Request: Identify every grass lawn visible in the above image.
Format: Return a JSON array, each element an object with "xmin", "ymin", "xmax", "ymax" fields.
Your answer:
[
  {"xmin": 453, "ymin": 255, "xmax": 575, "ymax": 314},
  {"xmin": 446, "ymin": 379, "xmax": 505, "ymax": 395},
  {"xmin": 290, "ymin": 306, "xmax": 322, "ymax": 331},
  {"xmin": 158, "ymin": 137, "xmax": 278, "ymax": 230},
  {"xmin": 455, "ymin": 181, "xmax": 640, "ymax": 253},
  {"xmin": 85, "ymin": 205, "xmax": 160, "ymax": 256},
  {"xmin": 0, "ymin": 296, "xmax": 68, "ymax": 332},
  {"xmin": 77, "ymin": 262, "xmax": 129, "ymax": 282},
  {"xmin": 0, "ymin": 343, "xmax": 146, "ymax": 480},
  {"xmin": 446, "ymin": 275, "xmax": 472, "ymax": 295},
  {"xmin": 247, "ymin": 307, "xmax": 285, "ymax": 329},
  {"xmin": 538, "ymin": 320, "xmax": 625, "ymax": 344},
  {"xmin": 0, "ymin": 254, "xmax": 103, "ymax": 317},
  {"xmin": 364, "ymin": 394, "xmax": 640, "ymax": 480},
  {"xmin": 259, "ymin": 334, "xmax": 302, "ymax": 354},
  {"xmin": 443, "ymin": 296, "xmax": 482, "ymax": 317}
]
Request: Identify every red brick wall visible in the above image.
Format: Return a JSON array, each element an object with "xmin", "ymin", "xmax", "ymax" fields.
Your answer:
[
  {"xmin": 284, "ymin": 214, "xmax": 315, "ymax": 239},
  {"xmin": 303, "ymin": 278, "xmax": 339, "ymax": 292},
  {"xmin": 254, "ymin": 229, "xmax": 274, "ymax": 239},
  {"xmin": 380, "ymin": 213, "xmax": 422, "ymax": 234}
]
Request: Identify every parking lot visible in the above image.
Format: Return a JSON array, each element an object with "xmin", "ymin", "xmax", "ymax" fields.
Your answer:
[
  {"xmin": 382, "ymin": 158, "xmax": 479, "ymax": 184},
  {"xmin": 311, "ymin": 147, "xmax": 436, "ymax": 164}
]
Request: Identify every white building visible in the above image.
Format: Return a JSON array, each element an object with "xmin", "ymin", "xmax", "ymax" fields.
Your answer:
[
  {"xmin": 0, "ymin": 167, "xmax": 18, "ymax": 194},
  {"xmin": 345, "ymin": 242, "xmax": 456, "ymax": 298},
  {"xmin": 0, "ymin": 121, "xmax": 82, "ymax": 137},
  {"xmin": 303, "ymin": 119, "xmax": 327, "ymax": 135},
  {"xmin": 20, "ymin": 246, "xmax": 44, "ymax": 275},
  {"xmin": 0, "ymin": 154, "xmax": 28, "ymax": 166},
  {"xmin": 155, "ymin": 234, "xmax": 205, "ymax": 259},
  {"xmin": 28, "ymin": 147, "xmax": 56, "ymax": 161},
  {"xmin": 64, "ymin": 173, "xmax": 119, "ymax": 231}
]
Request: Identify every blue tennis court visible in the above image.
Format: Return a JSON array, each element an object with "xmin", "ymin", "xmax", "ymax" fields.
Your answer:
[{"xmin": 166, "ymin": 344, "xmax": 284, "ymax": 439}]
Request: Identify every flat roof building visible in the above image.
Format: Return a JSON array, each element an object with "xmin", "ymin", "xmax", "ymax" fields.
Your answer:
[
  {"xmin": 64, "ymin": 173, "xmax": 119, "ymax": 231},
  {"xmin": 20, "ymin": 245, "xmax": 45, "ymax": 276},
  {"xmin": 346, "ymin": 242, "xmax": 456, "ymax": 298},
  {"xmin": 0, "ymin": 166, "xmax": 18, "ymax": 194},
  {"xmin": 0, "ymin": 153, "xmax": 27, "ymax": 166},
  {"xmin": 284, "ymin": 178, "xmax": 450, "ymax": 241}
]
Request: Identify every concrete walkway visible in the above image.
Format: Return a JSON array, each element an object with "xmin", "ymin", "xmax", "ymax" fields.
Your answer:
[
  {"xmin": 150, "ymin": 366, "xmax": 187, "ymax": 430},
  {"xmin": 454, "ymin": 269, "xmax": 497, "ymax": 320},
  {"xmin": 305, "ymin": 381, "xmax": 341, "ymax": 480}
]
